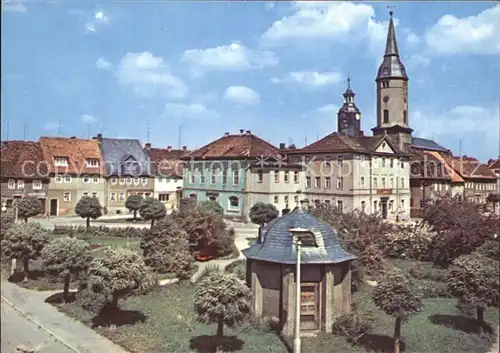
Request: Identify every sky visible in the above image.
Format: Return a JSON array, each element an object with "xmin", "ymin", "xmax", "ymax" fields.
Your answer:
[{"xmin": 2, "ymin": 1, "xmax": 499, "ymax": 162}]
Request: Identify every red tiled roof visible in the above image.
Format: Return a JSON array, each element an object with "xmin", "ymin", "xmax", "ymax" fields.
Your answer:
[
  {"xmin": 488, "ymin": 158, "xmax": 500, "ymax": 171},
  {"xmin": 186, "ymin": 132, "xmax": 280, "ymax": 159},
  {"xmin": 39, "ymin": 137, "xmax": 103, "ymax": 175},
  {"xmin": 147, "ymin": 147, "xmax": 190, "ymax": 177},
  {"xmin": 428, "ymin": 151, "xmax": 464, "ymax": 183},
  {"xmin": 410, "ymin": 149, "xmax": 451, "ymax": 180},
  {"xmin": 441, "ymin": 154, "xmax": 497, "ymax": 180},
  {"xmin": 0, "ymin": 141, "xmax": 49, "ymax": 179}
]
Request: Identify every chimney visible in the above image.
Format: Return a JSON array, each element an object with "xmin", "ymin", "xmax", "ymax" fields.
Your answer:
[
  {"xmin": 96, "ymin": 133, "xmax": 103, "ymax": 142},
  {"xmin": 279, "ymin": 143, "xmax": 286, "ymax": 149},
  {"xmin": 224, "ymin": 132, "xmax": 230, "ymax": 136},
  {"xmin": 239, "ymin": 129, "xmax": 245, "ymax": 134},
  {"xmin": 246, "ymin": 130, "xmax": 251, "ymax": 135},
  {"xmin": 182, "ymin": 145, "xmax": 187, "ymax": 151},
  {"xmin": 145, "ymin": 142, "xmax": 152, "ymax": 150},
  {"xmin": 167, "ymin": 145, "xmax": 172, "ymax": 152}
]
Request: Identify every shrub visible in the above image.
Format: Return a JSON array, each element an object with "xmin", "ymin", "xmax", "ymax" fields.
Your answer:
[
  {"xmin": 0, "ymin": 213, "xmax": 14, "ymax": 239},
  {"xmin": 382, "ymin": 223, "xmax": 436, "ymax": 261},
  {"xmin": 198, "ymin": 200, "xmax": 224, "ymax": 217},
  {"xmin": 139, "ymin": 197, "xmax": 166, "ymax": 228},
  {"xmin": 17, "ymin": 196, "xmax": 44, "ymax": 222},
  {"xmin": 476, "ymin": 240, "xmax": 499, "ymax": 260},
  {"xmin": 125, "ymin": 195, "xmax": 143, "ymax": 220},
  {"xmin": 76, "ymin": 281, "xmax": 107, "ymax": 314},
  {"xmin": 249, "ymin": 202, "xmax": 279, "ymax": 227},
  {"xmin": 52, "ymin": 225, "xmax": 148, "ymax": 238},
  {"xmin": 332, "ymin": 306, "xmax": 375, "ymax": 342},
  {"xmin": 225, "ymin": 259, "xmax": 246, "ymax": 281},
  {"xmin": 197, "ymin": 263, "xmax": 222, "ymax": 282},
  {"xmin": 359, "ymin": 244, "xmax": 387, "ymax": 277},
  {"xmin": 419, "ymin": 280, "xmax": 451, "ymax": 299},
  {"xmin": 408, "ymin": 264, "xmax": 447, "ymax": 282},
  {"xmin": 140, "ymin": 218, "xmax": 193, "ymax": 279},
  {"xmin": 75, "ymin": 196, "xmax": 102, "ymax": 231}
]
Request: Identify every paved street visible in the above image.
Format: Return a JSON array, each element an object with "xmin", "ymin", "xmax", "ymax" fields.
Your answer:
[{"xmin": 1, "ymin": 300, "xmax": 74, "ymax": 353}]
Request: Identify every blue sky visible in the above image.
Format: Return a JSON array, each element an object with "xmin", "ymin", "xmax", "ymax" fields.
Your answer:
[{"xmin": 2, "ymin": 1, "xmax": 499, "ymax": 161}]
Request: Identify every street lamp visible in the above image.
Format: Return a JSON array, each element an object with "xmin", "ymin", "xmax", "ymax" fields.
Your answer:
[
  {"xmin": 289, "ymin": 226, "xmax": 318, "ymax": 353},
  {"xmin": 1, "ymin": 202, "xmax": 6, "ymax": 213}
]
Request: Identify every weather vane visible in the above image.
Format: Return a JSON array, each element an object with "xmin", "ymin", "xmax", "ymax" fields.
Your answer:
[{"xmin": 387, "ymin": 5, "xmax": 395, "ymax": 15}]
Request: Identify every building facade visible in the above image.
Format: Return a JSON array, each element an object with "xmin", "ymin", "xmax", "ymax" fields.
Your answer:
[{"xmin": 0, "ymin": 141, "xmax": 50, "ymax": 214}]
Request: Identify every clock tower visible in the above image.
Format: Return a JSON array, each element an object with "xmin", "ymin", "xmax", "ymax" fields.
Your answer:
[{"xmin": 337, "ymin": 75, "xmax": 362, "ymax": 137}]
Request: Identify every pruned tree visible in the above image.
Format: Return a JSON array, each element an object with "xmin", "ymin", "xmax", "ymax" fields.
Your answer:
[
  {"xmin": 125, "ymin": 195, "xmax": 143, "ymax": 221},
  {"xmin": 139, "ymin": 197, "xmax": 166, "ymax": 228},
  {"xmin": 17, "ymin": 196, "xmax": 44, "ymax": 222},
  {"xmin": 446, "ymin": 252, "xmax": 500, "ymax": 334},
  {"xmin": 1, "ymin": 212, "xmax": 15, "ymax": 239},
  {"xmin": 1, "ymin": 223, "xmax": 49, "ymax": 281},
  {"xmin": 372, "ymin": 268, "xmax": 423, "ymax": 353},
  {"xmin": 75, "ymin": 196, "xmax": 102, "ymax": 231},
  {"xmin": 194, "ymin": 270, "xmax": 252, "ymax": 337},
  {"xmin": 249, "ymin": 202, "xmax": 279, "ymax": 238},
  {"xmin": 198, "ymin": 200, "xmax": 224, "ymax": 217},
  {"xmin": 179, "ymin": 197, "xmax": 197, "ymax": 212},
  {"xmin": 41, "ymin": 237, "xmax": 93, "ymax": 302},
  {"xmin": 141, "ymin": 218, "xmax": 193, "ymax": 279},
  {"xmin": 86, "ymin": 248, "xmax": 155, "ymax": 310}
]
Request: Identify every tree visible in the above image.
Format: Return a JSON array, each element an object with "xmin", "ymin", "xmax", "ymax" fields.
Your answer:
[
  {"xmin": 249, "ymin": 202, "xmax": 279, "ymax": 241},
  {"xmin": 86, "ymin": 248, "xmax": 155, "ymax": 310},
  {"xmin": 125, "ymin": 195, "xmax": 143, "ymax": 220},
  {"xmin": 372, "ymin": 268, "xmax": 423, "ymax": 353},
  {"xmin": 0, "ymin": 212, "xmax": 15, "ymax": 238},
  {"xmin": 41, "ymin": 237, "xmax": 93, "ymax": 302},
  {"xmin": 17, "ymin": 196, "xmax": 44, "ymax": 222},
  {"xmin": 141, "ymin": 218, "xmax": 194, "ymax": 279},
  {"xmin": 75, "ymin": 196, "xmax": 102, "ymax": 231},
  {"xmin": 194, "ymin": 270, "xmax": 252, "ymax": 337},
  {"xmin": 180, "ymin": 197, "xmax": 197, "ymax": 212},
  {"xmin": 139, "ymin": 197, "xmax": 166, "ymax": 228},
  {"xmin": 446, "ymin": 252, "xmax": 499, "ymax": 334},
  {"xmin": 1, "ymin": 222, "xmax": 49, "ymax": 281},
  {"xmin": 198, "ymin": 200, "xmax": 224, "ymax": 217}
]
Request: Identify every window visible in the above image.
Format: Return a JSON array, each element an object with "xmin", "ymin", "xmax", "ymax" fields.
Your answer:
[
  {"xmin": 110, "ymin": 192, "xmax": 117, "ymax": 201},
  {"xmin": 228, "ymin": 196, "xmax": 240, "ymax": 210},
  {"xmin": 374, "ymin": 200, "xmax": 377, "ymax": 211},
  {"xmin": 159, "ymin": 193, "xmax": 169, "ymax": 202},
  {"xmin": 403, "ymin": 110, "xmax": 408, "ymax": 124},
  {"xmin": 222, "ymin": 170, "xmax": 227, "ymax": 185},
  {"xmin": 382, "ymin": 158, "xmax": 386, "ymax": 168},
  {"xmin": 157, "ymin": 177, "xmax": 163, "ymax": 183},
  {"xmin": 315, "ymin": 177, "xmax": 320, "ymax": 188},
  {"xmin": 325, "ymin": 156, "xmax": 331, "ymax": 166},
  {"xmin": 325, "ymin": 177, "xmax": 331, "ymax": 189},
  {"xmin": 110, "ymin": 177, "xmax": 117, "ymax": 185},
  {"xmin": 190, "ymin": 171, "xmax": 195, "ymax": 184},
  {"xmin": 306, "ymin": 177, "xmax": 311, "ymax": 188},
  {"xmin": 92, "ymin": 192, "xmax": 98, "ymax": 198},
  {"xmin": 119, "ymin": 177, "xmax": 125, "ymax": 185},
  {"xmin": 374, "ymin": 178, "xmax": 378, "ymax": 188},
  {"xmin": 360, "ymin": 176, "xmax": 365, "ymax": 188},
  {"xmin": 119, "ymin": 192, "xmax": 125, "ymax": 201},
  {"xmin": 63, "ymin": 192, "xmax": 71, "ymax": 202},
  {"xmin": 126, "ymin": 177, "xmax": 132, "ymax": 185},
  {"xmin": 337, "ymin": 200, "xmax": 343, "ymax": 213},
  {"xmin": 54, "ymin": 157, "xmax": 68, "ymax": 167},
  {"xmin": 200, "ymin": 170, "xmax": 205, "ymax": 183},
  {"xmin": 294, "ymin": 171, "xmax": 299, "ymax": 183},
  {"xmin": 284, "ymin": 171, "xmax": 289, "ymax": 183},
  {"xmin": 274, "ymin": 170, "xmax": 280, "ymax": 183},
  {"xmin": 85, "ymin": 159, "xmax": 99, "ymax": 168},
  {"xmin": 337, "ymin": 156, "xmax": 344, "ymax": 168},
  {"xmin": 382, "ymin": 178, "xmax": 386, "ymax": 188},
  {"xmin": 382, "ymin": 80, "xmax": 389, "ymax": 88},
  {"xmin": 257, "ymin": 169, "xmax": 263, "ymax": 183},
  {"xmin": 83, "ymin": 176, "xmax": 91, "ymax": 184},
  {"xmin": 390, "ymin": 158, "xmax": 394, "ymax": 168},
  {"xmin": 383, "ymin": 109, "xmax": 389, "ymax": 124},
  {"xmin": 82, "ymin": 192, "xmax": 89, "ymax": 197},
  {"xmin": 211, "ymin": 168, "xmax": 217, "ymax": 184},
  {"xmin": 325, "ymin": 199, "xmax": 330, "ymax": 205},
  {"xmin": 8, "ymin": 179, "xmax": 15, "ymax": 189},
  {"xmin": 144, "ymin": 192, "xmax": 151, "ymax": 198},
  {"xmin": 232, "ymin": 170, "xmax": 239, "ymax": 185},
  {"xmin": 400, "ymin": 161, "xmax": 404, "ymax": 169},
  {"xmin": 401, "ymin": 177, "xmax": 405, "ymax": 188},
  {"xmin": 294, "ymin": 195, "xmax": 299, "ymax": 203},
  {"xmin": 93, "ymin": 176, "xmax": 99, "ymax": 184},
  {"xmin": 361, "ymin": 201, "xmax": 366, "ymax": 212},
  {"xmin": 274, "ymin": 196, "xmax": 279, "ymax": 204},
  {"xmin": 141, "ymin": 177, "xmax": 148, "ymax": 185},
  {"xmin": 55, "ymin": 175, "xmax": 62, "ymax": 183},
  {"xmin": 133, "ymin": 177, "xmax": 140, "ymax": 185},
  {"xmin": 390, "ymin": 178, "xmax": 394, "ymax": 188},
  {"xmin": 64, "ymin": 175, "xmax": 71, "ymax": 183},
  {"xmin": 16, "ymin": 180, "xmax": 24, "ymax": 189},
  {"xmin": 32, "ymin": 180, "xmax": 42, "ymax": 190},
  {"xmin": 337, "ymin": 177, "xmax": 343, "ymax": 190},
  {"xmin": 284, "ymin": 195, "xmax": 289, "ymax": 204},
  {"xmin": 401, "ymin": 199, "xmax": 405, "ymax": 209}
]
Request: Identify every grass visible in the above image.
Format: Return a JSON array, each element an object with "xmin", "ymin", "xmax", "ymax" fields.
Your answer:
[{"xmin": 51, "ymin": 280, "xmax": 499, "ymax": 353}]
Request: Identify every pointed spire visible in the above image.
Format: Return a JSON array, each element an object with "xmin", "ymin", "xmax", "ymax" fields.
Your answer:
[
  {"xmin": 384, "ymin": 11, "xmax": 399, "ymax": 57},
  {"xmin": 343, "ymin": 73, "xmax": 355, "ymax": 97},
  {"xmin": 347, "ymin": 73, "xmax": 351, "ymax": 89}
]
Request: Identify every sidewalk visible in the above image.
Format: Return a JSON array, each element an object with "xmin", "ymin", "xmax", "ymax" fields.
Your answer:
[{"xmin": 1, "ymin": 281, "xmax": 129, "ymax": 353}]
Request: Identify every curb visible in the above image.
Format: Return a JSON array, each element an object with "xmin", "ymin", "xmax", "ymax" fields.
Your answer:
[{"xmin": 1, "ymin": 295, "xmax": 81, "ymax": 353}]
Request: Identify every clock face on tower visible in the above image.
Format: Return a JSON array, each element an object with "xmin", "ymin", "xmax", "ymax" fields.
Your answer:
[{"xmin": 355, "ymin": 113, "xmax": 360, "ymax": 120}]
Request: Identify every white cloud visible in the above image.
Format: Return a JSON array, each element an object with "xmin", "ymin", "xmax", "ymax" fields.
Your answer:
[
  {"xmin": 181, "ymin": 43, "xmax": 279, "ymax": 71},
  {"xmin": 81, "ymin": 114, "xmax": 96, "ymax": 124},
  {"xmin": 406, "ymin": 54, "xmax": 431, "ymax": 69},
  {"xmin": 272, "ymin": 71, "xmax": 342, "ymax": 87},
  {"xmin": 260, "ymin": 1, "xmax": 388, "ymax": 52},
  {"xmin": 3, "ymin": 0, "xmax": 26, "ymax": 13},
  {"xmin": 425, "ymin": 5, "xmax": 500, "ymax": 55},
  {"xmin": 164, "ymin": 103, "xmax": 219, "ymax": 120},
  {"xmin": 115, "ymin": 52, "xmax": 187, "ymax": 99},
  {"xmin": 96, "ymin": 57, "xmax": 112, "ymax": 71},
  {"xmin": 224, "ymin": 86, "xmax": 261, "ymax": 105},
  {"xmin": 85, "ymin": 9, "xmax": 109, "ymax": 34},
  {"xmin": 405, "ymin": 32, "xmax": 421, "ymax": 49}
]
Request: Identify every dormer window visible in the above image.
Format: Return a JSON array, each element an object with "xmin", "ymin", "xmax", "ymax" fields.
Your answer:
[
  {"xmin": 86, "ymin": 159, "xmax": 99, "ymax": 168},
  {"xmin": 54, "ymin": 157, "xmax": 68, "ymax": 167}
]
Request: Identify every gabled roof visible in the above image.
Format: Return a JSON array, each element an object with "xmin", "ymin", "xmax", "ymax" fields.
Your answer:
[
  {"xmin": 99, "ymin": 138, "xmax": 151, "ymax": 177},
  {"xmin": 410, "ymin": 149, "xmax": 451, "ymax": 181},
  {"xmin": 1, "ymin": 141, "xmax": 49, "ymax": 179},
  {"xmin": 488, "ymin": 158, "xmax": 500, "ymax": 171},
  {"xmin": 185, "ymin": 132, "xmax": 281, "ymax": 160},
  {"xmin": 411, "ymin": 137, "xmax": 449, "ymax": 153},
  {"xmin": 426, "ymin": 151, "xmax": 464, "ymax": 183},
  {"xmin": 147, "ymin": 147, "xmax": 190, "ymax": 177},
  {"xmin": 440, "ymin": 154, "xmax": 497, "ymax": 180},
  {"xmin": 39, "ymin": 137, "xmax": 102, "ymax": 175}
]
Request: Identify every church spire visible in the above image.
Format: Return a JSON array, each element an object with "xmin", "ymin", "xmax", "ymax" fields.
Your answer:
[{"xmin": 376, "ymin": 10, "xmax": 408, "ymax": 81}]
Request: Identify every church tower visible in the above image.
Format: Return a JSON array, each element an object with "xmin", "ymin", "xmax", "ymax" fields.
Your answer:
[
  {"xmin": 372, "ymin": 11, "xmax": 413, "ymax": 152},
  {"xmin": 337, "ymin": 75, "xmax": 362, "ymax": 137}
]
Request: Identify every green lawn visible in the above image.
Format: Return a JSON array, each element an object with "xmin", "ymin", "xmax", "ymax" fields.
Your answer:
[{"xmin": 52, "ymin": 281, "xmax": 499, "ymax": 353}]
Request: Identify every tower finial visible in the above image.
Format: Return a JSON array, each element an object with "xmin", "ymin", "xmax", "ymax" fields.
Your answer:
[{"xmin": 347, "ymin": 73, "xmax": 351, "ymax": 89}]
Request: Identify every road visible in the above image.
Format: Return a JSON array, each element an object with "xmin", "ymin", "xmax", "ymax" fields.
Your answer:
[{"xmin": 1, "ymin": 300, "xmax": 74, "ymax": 353}]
